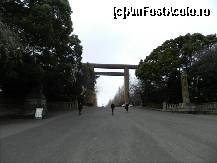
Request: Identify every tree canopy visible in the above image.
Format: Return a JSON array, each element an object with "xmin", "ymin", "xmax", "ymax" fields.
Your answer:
[
  {"xmin": 136, "ymin": 33, "xmax": 217, "ymax": 105},
  {"xmin": 0, "ymin": 0, "xmax": 95, "ymax": 103}
]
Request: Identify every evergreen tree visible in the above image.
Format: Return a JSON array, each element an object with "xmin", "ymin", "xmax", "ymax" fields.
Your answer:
[
  {"xmin": 0, "ymin": 0, "xmax": 85, "ymax": 102},
  {"xmin": 136, "ymin": 33, "xmax": 217, "ymax": 104}
]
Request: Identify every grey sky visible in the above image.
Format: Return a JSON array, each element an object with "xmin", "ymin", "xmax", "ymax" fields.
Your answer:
[{"xmin": 69, "ymin": 0, "xmax": 217, "ymax": 106}]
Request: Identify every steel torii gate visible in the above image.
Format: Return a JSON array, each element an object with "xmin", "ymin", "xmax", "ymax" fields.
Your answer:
[{"xmin": 89, "ymin": 63, "xmax": 137, "ymax": 104}]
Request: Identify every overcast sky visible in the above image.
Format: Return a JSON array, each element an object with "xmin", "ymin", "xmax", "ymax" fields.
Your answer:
[{"xmin": 69, "ymin": 0, "xmax": 217, "ymax": 106}]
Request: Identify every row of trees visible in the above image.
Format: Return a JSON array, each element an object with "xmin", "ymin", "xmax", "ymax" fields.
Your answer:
[
  {"xmin": 107, "ymin": 77, "xmax": 142, "ymax": 106},
  {"xmin": 136, "ymin": 33, "xmax": 217, "ymax": 105},
  {"xmin": 129, "ymin": 79, "xmax": 142, "ymax": 106},
  {"xmin": 107, "ymin": 86, "xmax": 125, "ymax": 107},
  {"xmin": 0, "ymin": 0, "xmax": 96, "ymax": 104}
]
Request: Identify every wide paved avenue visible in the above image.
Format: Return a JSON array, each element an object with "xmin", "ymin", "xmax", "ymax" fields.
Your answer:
[{"xmin": 1, "ymin": 107, "xmax": 217, "ymax": 163}]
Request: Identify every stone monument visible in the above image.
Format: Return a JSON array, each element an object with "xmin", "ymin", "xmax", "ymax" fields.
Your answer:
[
  {"xmin": 181, "ymin": 72, "xmax": 190, "ymax": 104},
  {"xmin": 180, "ymin": 72, "xmax": 195, "ymax": 112}
]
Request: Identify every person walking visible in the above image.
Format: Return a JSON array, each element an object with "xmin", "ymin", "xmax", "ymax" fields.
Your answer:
[
  {"xmin": 111, "ymin": 103, "xmax": 115, "ymax": 115},
  {"xmin": 77, "ymin": 86, "xmax": 86, "ymax": 116},
  {"xmin": 77, "ymin": 96, "xmax": 83, "ymax": 115},
  {"xmin": 125, "ymin": 103, "xmax": 129, "ymax": 112}
]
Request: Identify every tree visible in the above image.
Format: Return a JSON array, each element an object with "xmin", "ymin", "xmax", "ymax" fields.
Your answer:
[
  {"xmin": 136, "ymin": 33, "xmax": 217, "ymax": 104},
  {"xmin": 0, "ymin": 21, "xmax": 24, "ymax": 101},
  {"xmin": 107, "ymin": 86, "xmax": 125, "ymax": 107},
  {"xmin": 0, "ymin": 21, "xmax": 22, "ymax": 77},
  {"xmin": 43, "ymin": 35, "xmax": 83, "ymax": 101},
  {"xmin": 129, "ymin": 78, "xmax": 142, "ymax": 106},
  {"xmin": 189, "ymin": 44, "xmax": 217, "ymax": 102},
  {"xmin": 78, "ymin": 63, "xmax": 97, "ymax": 106},
  {"xmin": 0, "ymin": 0, "xmax": 85, "ymax": 102}
]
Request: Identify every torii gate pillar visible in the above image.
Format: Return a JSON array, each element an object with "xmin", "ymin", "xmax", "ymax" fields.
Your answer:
[{"xmin": 124, "ymin": 68, "xmax": 129, "ymax": 104}]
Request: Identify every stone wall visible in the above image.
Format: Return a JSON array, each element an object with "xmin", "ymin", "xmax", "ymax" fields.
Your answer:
[
  {"xmin": 0, "ymin": 101, "xmax": 77, "ymax": 117},
  {"xmin": 163, "ymin": 102, "xmax": 217, "ymax": 113},
  {"xmin": 163, "ymin": 103, "xmax": 180, "ymax": 112},
  {"xmin": 195, "ymin": 102, "xmax": 217, "ymax": 113},
  {"xmin": 47, "ymin": 101, "xmax": 77, "ymax": 111},
  {"xmin": 0, "ymin": 103, "xmax": 24, "ymax": 117}
]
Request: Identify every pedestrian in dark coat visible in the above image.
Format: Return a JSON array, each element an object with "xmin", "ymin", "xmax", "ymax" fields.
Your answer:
[
  {"xmin": 111, "ymin": 103, "xmax": 115, "ymax": 115},
  {"xmin": 125, "ymin": 103, "xmax": 129, "ymax": 112},
  {"xmin": 77, "ymin": 96, "xmax": 83, "ymax": 115}
]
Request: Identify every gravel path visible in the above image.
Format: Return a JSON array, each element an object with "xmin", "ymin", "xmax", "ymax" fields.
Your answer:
[{"xmin": 1, "ymin": 107, "xmax": 217, "ymax": 163}]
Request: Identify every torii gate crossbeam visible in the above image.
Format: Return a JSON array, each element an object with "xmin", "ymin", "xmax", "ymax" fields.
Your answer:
[
  {"xmin": 95, "ymin": 72, "xmax": 124, "ymax": 76},
  {"xmin": 90, "ymin": 63, "xmax": 137, "ymax": 69}
]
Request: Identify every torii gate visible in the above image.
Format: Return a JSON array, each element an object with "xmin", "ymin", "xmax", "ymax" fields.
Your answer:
[{"xmin": 89, "ymin": 63, "xmax": 137, "ymax": 104}]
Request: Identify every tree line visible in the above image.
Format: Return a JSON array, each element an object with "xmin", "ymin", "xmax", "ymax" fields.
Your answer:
[
  {"xmin": 0, "ymin": 0, "xmax": 96, "ymax": 104},
  {"xmin": 136, "ymin": 33, "xmax": 217, "ymax": 106},
  {"xmin": 109, "ymin": 33, "xmax": 217, "ymax": 107},
  {"xmin": 107, "ymin": 77, "xmax": 142, "ymax": 106}
]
